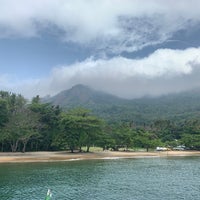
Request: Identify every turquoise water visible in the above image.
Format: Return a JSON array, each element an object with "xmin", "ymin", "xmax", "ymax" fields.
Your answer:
[{"xmin": 0, "ymin": 157, "xmax": 200, "ymax": 200}]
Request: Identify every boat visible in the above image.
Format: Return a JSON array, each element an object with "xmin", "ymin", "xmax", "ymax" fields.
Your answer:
[{"xmin": 45, "ymin": 189, "xmax": 52, "ymax": 200}]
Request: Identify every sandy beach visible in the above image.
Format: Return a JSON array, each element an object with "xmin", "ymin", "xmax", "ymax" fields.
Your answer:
[{"xmin": 0, "ymin": 150, "xmax": 200, "ymax": 163}]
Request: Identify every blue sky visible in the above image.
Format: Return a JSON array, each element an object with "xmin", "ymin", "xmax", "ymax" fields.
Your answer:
[{"xmin": 1, "ymin": 0, "xmax": 200, "ymax": 99}]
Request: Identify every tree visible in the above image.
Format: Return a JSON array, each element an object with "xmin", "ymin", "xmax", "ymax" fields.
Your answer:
[
  {"xmin": 0, "ymin": 99, "xmax": 9, "ymax": 127},
  {"xmin": 0, "ymin": 98, "xmax": 9, "ymax": 151},
  {"xmin": 0, "ymin": 130, "xmax": 9, "ymax": 152},
  {"xmin": 180, "ymin": 119, "xmax": 200, "ymax": 150},
  {"xmin": 29, "ymin": 96, "xmax": 61, "ymax": 151},
  {"xmin": 181, "ymin": 134, "xmax": 200, "ymax": 150},
  {"xmin": 107, "ymin": 123, "xmax": 134, "ymax": 151},
  {"xmin": 96, "ymin": 124, "xmax": 116, "ymax": 151},
  {"xmin": 134, "ymin": 129, "xmax": 161, "ymax": 152},
  {"xmin": 152, "ymin": 120, "xmax": 180, "ymax": 142},
  {"xmin": 59, "ymin": 108, "xmax": 103, "ymax": 153},
  {"xmin": 18, "ymin": 109, "xmax": 40, "ymax": 153},
  {"xmin": 0, "ymin": 93, "xmax": 41, "ymax": 152},
  {"xmin": 4, "ymin": 107, "xmax": 40, "ymax": 152},
  {"xmin": 60, "ymin": 113, "xmax": 83, "ymax": 153}
]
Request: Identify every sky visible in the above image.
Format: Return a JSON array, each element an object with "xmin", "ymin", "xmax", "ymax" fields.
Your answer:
[{"xmin": 1, "ymin": 0, "xmax": 200, "ymax": 99}]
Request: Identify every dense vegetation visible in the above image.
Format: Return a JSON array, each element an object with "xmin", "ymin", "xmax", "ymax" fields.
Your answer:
[
  {"xmin": 0, "ymin": 88, "xmax": 200, "ymax": 152},
  {"xmin": 45, "ymin": 85, "xmax": 200, "ymax": 124}
]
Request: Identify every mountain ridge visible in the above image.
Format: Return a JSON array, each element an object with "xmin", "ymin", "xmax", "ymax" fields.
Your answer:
[
  {"xmin": 46, "ymin": 84, "xmax": 126, "ymax": 107},
  {"xmin": 44, "ymin": 84, "xmax": 200, "ymax": 124}
]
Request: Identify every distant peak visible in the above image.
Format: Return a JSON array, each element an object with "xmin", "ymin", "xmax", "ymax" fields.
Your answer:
[{"xmin": 71, "ymin": 84, "xmax": 90, "ymax": 90}]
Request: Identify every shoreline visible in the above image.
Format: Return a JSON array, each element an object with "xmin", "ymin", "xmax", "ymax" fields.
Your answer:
[{"xmin": 0, "ymin": 150, "xmax": 200, "ymax": 163}]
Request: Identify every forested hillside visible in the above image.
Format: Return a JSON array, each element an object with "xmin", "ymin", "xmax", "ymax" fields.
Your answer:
[
  {"xmin": 1, "ymin": 86, "xmax": 200, "ymax": 153},
  {"xmin": 45, "ymin": 84, "xmax": 200, "ymax": 124}
]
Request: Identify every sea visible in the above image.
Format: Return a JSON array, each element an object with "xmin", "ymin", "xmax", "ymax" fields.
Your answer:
[{"xmin": 0, "ymin": 156, "xmax": 199, "ymax": 200}]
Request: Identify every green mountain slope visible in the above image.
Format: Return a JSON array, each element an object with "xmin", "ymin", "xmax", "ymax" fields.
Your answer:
[
  {"xmin": 44, "ymin": 85, "xmax": 200, "ymax": 124},
  {"xmin": 46, "ymin": 84, "xmax": 124, "ymax": 107}
]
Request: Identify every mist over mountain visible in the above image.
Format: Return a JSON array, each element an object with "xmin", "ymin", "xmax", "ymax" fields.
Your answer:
[{"xmin": 44, "ymin": 84, "xmax": 200, "ymax": 124}]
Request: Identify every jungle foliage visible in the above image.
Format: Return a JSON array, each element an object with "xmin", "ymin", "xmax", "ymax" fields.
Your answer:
[{"xmin": 0, "ymin": 89, "xmax": 200, "ymax": 152}]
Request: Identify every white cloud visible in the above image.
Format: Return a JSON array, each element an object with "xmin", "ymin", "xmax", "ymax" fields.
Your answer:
[
  {"xmin": 0, "ymin": 0, "xmax": 200, "ymax": 53},
  {"xmin": 4, "ymin": 47, "xmax": 200, "ymax": 99}
]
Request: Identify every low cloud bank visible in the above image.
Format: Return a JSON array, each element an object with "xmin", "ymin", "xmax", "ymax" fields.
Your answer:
[{"xmin": 2, "ymin": 47, "xmax": 200, "ymax": 99}]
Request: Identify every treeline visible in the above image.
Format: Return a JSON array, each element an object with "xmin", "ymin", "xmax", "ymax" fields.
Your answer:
[{"xmin": 0, "ymin": 91, "xmax": 200, "ymax": 152}]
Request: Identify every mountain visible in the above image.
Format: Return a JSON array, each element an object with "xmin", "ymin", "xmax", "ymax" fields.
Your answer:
[
  {"xmin": 46, "ymin": 84, "xmax": 125, "ymax": 107},
  {"xmin": 44, "ymin": 85, "xmax": 200, "ymax": 124}
]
